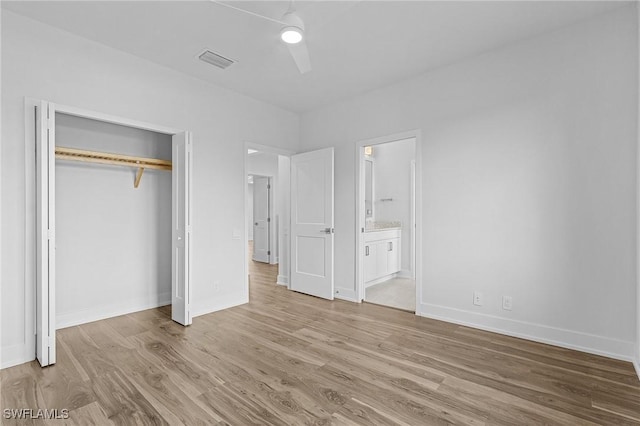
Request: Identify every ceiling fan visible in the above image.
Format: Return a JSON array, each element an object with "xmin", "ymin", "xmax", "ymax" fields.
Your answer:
[{"xmin": 211, "ymin": 0, "xmax": 312, "ymax": 74}]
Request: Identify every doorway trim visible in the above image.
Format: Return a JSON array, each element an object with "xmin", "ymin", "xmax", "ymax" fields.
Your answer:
[
  {"xmin": 28, "ymin": 98, "xmax": 191, "ymax": 367},
  {"xmin": 355, "ymin": 129, "xmax": 422, "ymax": 313},
  {"xmin": 243, "ymin": 142, "xmax": 294, "ymax": 296}
]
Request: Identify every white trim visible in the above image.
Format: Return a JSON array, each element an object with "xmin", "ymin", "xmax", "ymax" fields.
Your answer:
[
  {"xmin": 355, "ymin": 129, "xmax": 422, "ymax": 314},
  {"xmin": 1, "ymin": 344, "xmax": 34, "ymax": 370},
  {"xmin": 418, "ymin": 303, "xmax": 636, "ymax": 361},
  {"xmin": 398, "ymin": 269, "xmax": 412, "ymax": 279},
  {"xmin": 335, "ymin": 288, "xmax": 358, "ymax": 303},
  {"xmin": 365, "ymin": 273, "xmax": 400, "ymax": 288},
  {"xmin": 636, "ymin": 0, "xmax": 640, "ymax": 386},
  {"xmin": 247, "ymin": 142, "xmax": 295, "ymax": 157},
  {"xmin": 191, "ymin": 292, "xmax": 248, "ymax": 318},
  {"xmin": 57, "ymin": 293, "xmax": 171, "ymax": 330},
  {"xmin": 276, "ymin": 275, "xmax": 289, "ymax": 286},
  {"xmin": 53, "ymin": 103, "xmax": 181, "ymax": 135}
]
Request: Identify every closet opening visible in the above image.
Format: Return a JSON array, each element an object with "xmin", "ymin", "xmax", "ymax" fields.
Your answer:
[
  {"xmin": 55, "ymin": 113, "xmax": 172, "ymax": 329},
  {"xmin": 34, "ymin": 101, "xmax": 192, "ymax": 367}
]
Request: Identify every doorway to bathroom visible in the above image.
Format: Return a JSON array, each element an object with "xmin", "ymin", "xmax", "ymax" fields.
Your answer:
[{"xmin": 356, "ymin": 132, "xmax": 419, "ymax": 312}]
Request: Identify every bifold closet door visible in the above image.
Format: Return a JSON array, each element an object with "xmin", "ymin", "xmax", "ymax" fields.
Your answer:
[
  {"xmin": 36, "ymin": 101, "xmax": 56, "ymax": 367},
  {"xmin": 171, "ymin": 131, "xmax": 192, "ymax": 325}
]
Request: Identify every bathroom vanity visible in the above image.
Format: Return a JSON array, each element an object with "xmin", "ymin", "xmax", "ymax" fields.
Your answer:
[{"xmin": 364, "ymin": 224, "xmax": 401, "ymax": 286}]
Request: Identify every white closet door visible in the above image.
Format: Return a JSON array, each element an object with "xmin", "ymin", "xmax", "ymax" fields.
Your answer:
[
  {"xmin": 36, "ymin": 101, "xmax": 56, "ymax": 366},
  {"xmin": 172, "ymin": 131, "xmax": 192, "ymax": 325},
  {"xmin": 290, "ymin": 147, "xmax": 335, "ymax": 300}
]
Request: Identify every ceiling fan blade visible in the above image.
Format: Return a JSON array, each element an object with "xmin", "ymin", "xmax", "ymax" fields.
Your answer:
[{"xmin": 287, "ymin": 40, "xmax": 312, "ymax": 74}]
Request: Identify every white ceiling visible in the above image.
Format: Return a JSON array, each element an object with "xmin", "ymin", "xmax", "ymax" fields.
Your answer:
[{"xmin": 3, "ymin": 1, "xmax": 629, "ymax": 112}]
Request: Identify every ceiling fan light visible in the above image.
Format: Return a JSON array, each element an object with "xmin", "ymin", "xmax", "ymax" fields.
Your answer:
[{"xmin": 281, "ymin": 27, "xmax": 303, "ymax": 44}]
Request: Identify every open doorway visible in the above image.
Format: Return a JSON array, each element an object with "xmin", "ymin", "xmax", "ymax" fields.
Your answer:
[
  {"xmin": 357, "ymin": 135, "xmax": 418, "ymax": 312},
  {"xmin": 245, "ymin": 146, "xmax": 292, "ymax": 293}
]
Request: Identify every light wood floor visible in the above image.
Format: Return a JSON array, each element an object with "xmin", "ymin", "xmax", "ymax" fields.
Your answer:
[{"xmin": 2, "ymin": 258, "xmax": 640, "ymax": 425}]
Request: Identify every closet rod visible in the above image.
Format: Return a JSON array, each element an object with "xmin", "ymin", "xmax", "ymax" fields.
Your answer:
[
  {"xmin": 55, "ymin": 146, "xmax": 171, "ymax": 188},
  {"xmin": 55, "ymin": 146, "xmax": 172, "ymax": 171}
]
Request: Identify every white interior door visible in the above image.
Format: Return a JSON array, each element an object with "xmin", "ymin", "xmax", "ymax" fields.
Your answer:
[
  {"xmin": 253, "ymin": 176, "xmax": 270, "ymax": 263},
  {"xmin": 172, "ymin": 131, "xmax": 192, "ymax": 325},
  {"xmin": 36, "ymin": 101, "xmax": 56, "ymax": 366},
  {"xmin": 290, "ymin": 148, "xmax": 334, "ymax": 299}
]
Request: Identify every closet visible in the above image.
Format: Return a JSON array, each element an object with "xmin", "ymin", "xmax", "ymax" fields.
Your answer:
[
  {"xmin": 55, "ymin": 113, "xmax": 172, "ymax": 329},
  {"xmin": 35, "ymin": 101, "xmax": 192, "ymax": 367}
]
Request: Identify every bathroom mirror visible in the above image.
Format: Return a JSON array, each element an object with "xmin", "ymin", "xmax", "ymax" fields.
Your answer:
[{"xmin": 365, "ymin": 159, "xmax": 373, "ymax": 219}]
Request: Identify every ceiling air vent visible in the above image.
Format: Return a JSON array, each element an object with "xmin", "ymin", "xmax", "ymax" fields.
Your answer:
[{"xmin": 198, "ymin": 50, "xmax": 234, "ymax": 70}]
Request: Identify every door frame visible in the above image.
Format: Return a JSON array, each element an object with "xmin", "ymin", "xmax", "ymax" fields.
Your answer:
[
  {"xmin": 355, "ymin": 129, "xmax": 423, "ymax": 313},
  {"xmin": 243, "ymin": 143, "xmax": 294, "ymax": 295},
  {"xmin": 29, "ymin": 99, "xmax": 191, "ymax": 366}
]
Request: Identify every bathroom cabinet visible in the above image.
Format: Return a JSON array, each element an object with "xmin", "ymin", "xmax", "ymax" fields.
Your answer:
[{"xmin": 364, "ymin": 229, "xmax": 401, "ymax": 286}]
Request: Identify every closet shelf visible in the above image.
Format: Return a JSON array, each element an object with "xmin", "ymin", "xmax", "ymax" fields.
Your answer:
[{"xmin": 55, "ymin": 146, "xmax": 172, "ymax": 188}]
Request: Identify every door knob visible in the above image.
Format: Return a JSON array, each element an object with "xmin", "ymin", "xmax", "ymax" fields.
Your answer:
[
  {"xmin": 320, "ymin": 228, "xmax": 334, "ymax": 234},
  {"xmin": 255, "ymin": 222, "xmax": 258, "ymax": 226}
]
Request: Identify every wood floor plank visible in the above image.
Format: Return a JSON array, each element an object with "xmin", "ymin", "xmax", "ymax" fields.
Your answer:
[
  {"xmin": 69, "ymin": 401, "xmax": 114, "ymax": 426},
  {"xmin": 2, "ymin": 252, "xmax": 639, "ymax": 425}
]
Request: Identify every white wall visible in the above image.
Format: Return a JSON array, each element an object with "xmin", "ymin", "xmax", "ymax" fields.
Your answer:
[
  {"xmin": 55, "ymin": 114, "xmax": 171, "ymax": 328},
  {"xmin": 1, "ymin": 11, "xmax": 298, "ymax": 368},
  {"xmin": 371, "ymin": 138, "xmax": 415, "ymax": 274},
  {"xmin": 301, "ymin": 6, "xmax": 638, "ymax": 360}
]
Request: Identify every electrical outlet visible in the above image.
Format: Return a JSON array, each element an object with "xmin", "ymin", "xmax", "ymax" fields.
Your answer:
[
  {"xmin": 502, "ymin": 296, "xmax": 513, "ymax": 311},
  {"xmin": 473, "ymin": 291, "xmax": 483, "ymax": 306}
]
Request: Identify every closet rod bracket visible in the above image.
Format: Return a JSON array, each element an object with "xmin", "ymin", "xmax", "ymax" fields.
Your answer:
[{"xmin": 134, "ymin": 167, "xmax": 145, "ymax": 189}]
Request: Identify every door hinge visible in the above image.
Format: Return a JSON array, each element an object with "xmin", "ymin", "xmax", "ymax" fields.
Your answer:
[
  {"xmin": 47, "ymin": 117, "xmax": 54, "ymax": 130},
  {"xmin": 47, "ymin": 229, "xmax": 54, "ymax": 240},
  {"xmin": 187, "ymin": 225, "xmax": 192, "ymax": 234},
  {"xmin": 267, "ymin": 184, "xmax": 271, "ymax": 189},
  {"xmin": 267, "ymin": 218, "xmax": 271, "ymax": 223},
  {"xmin": 48, "ymin": 336, "xmax": 55, "ymax": 347},
  {"xmin": 267, "ymin": 250, "xmax": 271, "ymax": 255}
]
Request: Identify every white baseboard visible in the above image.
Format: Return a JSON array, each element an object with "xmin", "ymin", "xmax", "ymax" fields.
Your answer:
[
  {"xmin": 397, "ymin": 269, "xmax": 413, "ymax": 279},
  {"xmin": 57, "ymin": 292, "xmax": 171, "ymax": 330},
  {"xmin": 1, "ymin": 343, "xmax": 36, "ymax": 369},
  {"xmin": 276, "ymin": 275, "xmax": 288, "ymax": 286},
  {"xmin": 191, "ymin": 291, "xmax": 248, "ymax": 318},
  {"xmin": 633, "ymin": 358, "xmax": 640, "ymax": 381},
  {"xmin": 335, "ymin": 288, "xmax": 358, "ymax": 302},
  {"xmin": 418, "ymin": 303, "xmax": 635, "ymax": 362},
  {"xmin": 365, "ymin": 273, "xmax": 399, "ymax": 288}
]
